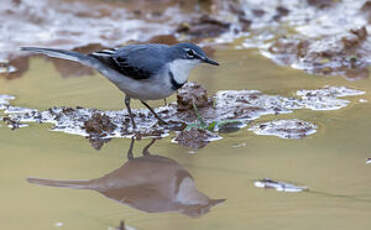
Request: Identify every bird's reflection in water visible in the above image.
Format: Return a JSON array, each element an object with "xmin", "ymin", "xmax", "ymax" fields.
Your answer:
[{"xmin": 27, "ymin": 138, "xmax": 225, "ymax": 217}]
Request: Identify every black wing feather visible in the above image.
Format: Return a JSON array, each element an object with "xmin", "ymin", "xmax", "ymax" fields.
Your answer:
[
  {"xmin": 112, "ymin": 56, "xmax": 152, "ymax": 80},
  {"xmin": 88, "ymin": 45, "xmax": 169, "ymax": 80}
]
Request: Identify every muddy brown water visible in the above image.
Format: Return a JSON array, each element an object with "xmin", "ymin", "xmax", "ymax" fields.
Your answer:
[{"xmin": 1, "ymin": 47, "xmax": 371, "ymax": 230}]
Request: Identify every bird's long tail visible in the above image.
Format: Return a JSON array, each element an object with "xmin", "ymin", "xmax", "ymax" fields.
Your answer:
[
  {"xmin": 21, "ymin": 47, "xmax": 123, "ymax": 84},
  {"xmin": 27, "ymin": 177, "xmax": 92, "ymax": 190},
  {"xmin": 21, "ymin": 47, "xmax": 99, "ymax": 68}
]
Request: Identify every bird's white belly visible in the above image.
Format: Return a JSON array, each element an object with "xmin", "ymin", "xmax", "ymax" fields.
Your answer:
[{"xmin": 116, "ymin": 76, "xmax": 175, "ymax": 100}]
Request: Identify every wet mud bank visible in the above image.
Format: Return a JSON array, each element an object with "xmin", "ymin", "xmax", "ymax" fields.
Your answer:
[{"xmin": 0, "ymin": 82, "xmax": 365, "ymax": 150}]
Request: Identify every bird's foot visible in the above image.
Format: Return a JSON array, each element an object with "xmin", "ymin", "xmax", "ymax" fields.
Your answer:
[{"xmin": 157, "ymin": 118, "xmax": 168, "ymax": 126}]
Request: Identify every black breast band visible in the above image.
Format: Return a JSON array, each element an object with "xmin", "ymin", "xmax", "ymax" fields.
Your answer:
[{"xmin": 169, "ymin": 71, "xmax": 186, "ymax": 90}]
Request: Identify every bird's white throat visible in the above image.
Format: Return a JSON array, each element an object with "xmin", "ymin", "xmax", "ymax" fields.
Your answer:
[
  {"xmin": 168, "ymin": 59, "xmax": 200, "ymax": 85},
  {"xmin": 175, "ymin": 177, "xmax": 209, "ymax": 205}
]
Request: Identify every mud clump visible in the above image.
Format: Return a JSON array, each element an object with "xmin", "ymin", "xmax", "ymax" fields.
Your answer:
[
  {"xmin": 84, "ymin": 113, "xmax": 117, "ymax": 136},
  {"xmin": 177, "ymin": 82, "xmax": 212, "ymax": 111},
  {"xmin": 83, "ymin": 113, "xmax": 116, "ymax": 150},
  {"xmin": 174, "ymin": 127, "xmax": 220, "ymax": 149}
]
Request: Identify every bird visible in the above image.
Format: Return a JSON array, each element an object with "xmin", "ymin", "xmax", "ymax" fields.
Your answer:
[
  {"xmin": 21, "ymin": 43, "xmax": 219, "ymax": 129},
  {"xmin": 27, "ymin": 138, "xmax": 225, "ymax": 217}
]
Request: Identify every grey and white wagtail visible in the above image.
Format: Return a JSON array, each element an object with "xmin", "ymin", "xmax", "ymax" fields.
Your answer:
[{"xmin": 21, "ymin": 43, "xmax": 219, "ymax": 129}]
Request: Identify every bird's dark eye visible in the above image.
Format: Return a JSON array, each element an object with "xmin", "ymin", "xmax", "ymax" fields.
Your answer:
[{"xmin": 186, "ymin": 49, "xmax": 195, "ymax": 58}]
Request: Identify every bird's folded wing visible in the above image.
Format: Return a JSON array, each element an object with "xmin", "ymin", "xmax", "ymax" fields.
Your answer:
[{"xmin": 89, "ymin": 45, "xmax": 168, "ymax": 80}]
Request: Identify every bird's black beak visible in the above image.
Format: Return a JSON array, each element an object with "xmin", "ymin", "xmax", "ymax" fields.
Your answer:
[{"xmin": 202, "ymin": 56, "xmax": 219, "ymax": 66}]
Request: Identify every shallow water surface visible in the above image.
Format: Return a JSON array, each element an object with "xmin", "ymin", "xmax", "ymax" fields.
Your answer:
[{"xmin": 1, "ymin": 47, "xmax": 371, "ymax": 230}]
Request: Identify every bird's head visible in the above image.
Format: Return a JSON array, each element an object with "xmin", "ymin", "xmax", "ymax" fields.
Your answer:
[{"xmin": 171, "ymin": 43, "xmax": 219, "ymax": 66}]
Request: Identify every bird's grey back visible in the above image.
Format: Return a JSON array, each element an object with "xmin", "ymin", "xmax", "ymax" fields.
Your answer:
[{"xmin": 113, "ymin": 44, "xmax": 174, "ymax": 76}]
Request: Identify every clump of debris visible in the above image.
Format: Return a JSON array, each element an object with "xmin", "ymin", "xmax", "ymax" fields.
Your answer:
[
  {"xmin": 241, "ymin": 0, "xmax": 371, "ymax": 80},
  {"xmin": 254, "ymin": 178, "xmax": 308, "ymax": 192},
  {"xmin": 249, "ymin": 119, "xmax": 317, "ymax": 139},
  {"xmin": 265, "ymin": 26, "xmax": 370, "ymax": 80}
]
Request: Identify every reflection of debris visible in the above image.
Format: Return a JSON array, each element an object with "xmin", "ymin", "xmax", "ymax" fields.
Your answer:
[
  {"xmin": 213, "ymin": 120, "xmax": 246, "ymax": 133},
  {"xmin": 254, "ymin": 178, "xmax": 308, "ymax": 192},
  {"xmin": 0, "ymin": 84, "xmax": 364, "ymax": 149},
  {"xmin": 0, "ymin": 56, "xmax": 30, "ymax": 80},
  {"xmin": 174, "ymin": 127, "xmax": 221, "ymax": 149},
  {"xmin": 116, "ymin": 221, "xmax": 126, "ymax": 230},
  {"xmin": 87, "ymin": 136, "xmax": 112, "ymax": 151},
  {"xmin": 0, "ymin": 60, "xmax": 17, "ymax": 74},
  {"xmin": 359, "ymin": 99, "xmax": 368, "ymax": 103},
  {"xmin": 249, "ymin": 119, "xmax": 317, "ymax": 139},
  {"xmin": 366, "ymin": 158, "xmax": 371, "ymax": 164},
  {"xmin": 232, "ymin": 142, "xmax": 247, "ymax": 148},
  {"xmin": 55, "ymin": 222, "xmax": 63, "ymax": 227}
]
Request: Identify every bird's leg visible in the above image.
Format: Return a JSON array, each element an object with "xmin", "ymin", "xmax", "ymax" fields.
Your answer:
[
  {"xmin": 142, "ymin": 138, "xmax": 157, "ymax": 156},
  {"xmin": 127, "ymin": 136, "xmax": 135, "ymax": 160},
  {"xmin": 124, "ymin": 95, "xmax": 137, "ymax": 129},
  {"xmin": 163, "ymin": 98, "xmax": 168, "ymax": 106},
  {"xmin": 140, "ymin": 100, "xmax": 168, "ymax": 125}
]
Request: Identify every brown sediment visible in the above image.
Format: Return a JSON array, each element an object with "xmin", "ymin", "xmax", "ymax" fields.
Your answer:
[
  {"xmin": 306, "ymin": 0, "xmax": 336, "ymax": 8},
  {"xmin": 176, "ymin": 14, "xmax": 230, "ymax": 38}
]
